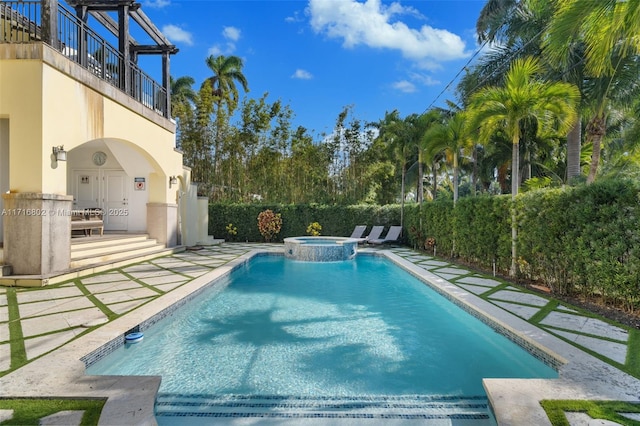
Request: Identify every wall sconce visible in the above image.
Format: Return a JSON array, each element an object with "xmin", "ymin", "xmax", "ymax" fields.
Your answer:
[
  {"xmin": 52, "ymin": 145, "xmax": 67, "ymax": 161},
  {"xmin": 169, "ymin": 176, "xmax": 178, "ymax": 188}
]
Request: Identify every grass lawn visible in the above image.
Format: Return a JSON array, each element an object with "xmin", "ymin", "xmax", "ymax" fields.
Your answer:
[
  {"xmin": 0, "ymin": 398, "xmax": 105, "ymax": 426},
  {"xmin": 541, "ymin": 400, "xmax": 640, "ymax": 426}
]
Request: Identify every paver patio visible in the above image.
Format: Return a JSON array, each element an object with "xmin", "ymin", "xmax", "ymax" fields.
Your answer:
[{"xmin": 0, "ymin": 243, "xmax": 638, "ymax": 425}]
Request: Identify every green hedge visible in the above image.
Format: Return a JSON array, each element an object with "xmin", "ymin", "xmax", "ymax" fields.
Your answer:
[
  {"xmin": 518, "ymin": 179, "xmax": 640, "ymax": 309},
  {"xmin": 209, "ymin": 203, "xmax": 402, "ymax": 242},
  {"xmin": 208, "ymin": 179, "xmax": 640, "ymax": 311}
]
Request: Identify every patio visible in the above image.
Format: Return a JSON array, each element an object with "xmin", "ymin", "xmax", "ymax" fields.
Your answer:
[{"xmin": 0, "ymin": 243, "xmax": 639, "ymax": 425}]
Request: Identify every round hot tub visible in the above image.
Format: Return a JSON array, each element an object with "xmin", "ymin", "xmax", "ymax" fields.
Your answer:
[{"xmin": 284, "ymin": 236, "xmax": 358, "ymax": 261}]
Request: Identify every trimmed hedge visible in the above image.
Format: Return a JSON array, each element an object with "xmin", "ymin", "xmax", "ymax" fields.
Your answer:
[
  {"xmin": 209, "ymin": 203, "xmax": 401, "ymax": 243},
  {"xmin": 209, "ymin": 179, "xmax": 640, "ymax": 311},
  {"xmin": 518, "ymin": 179, "xmax": 640, "ymax": 309}
]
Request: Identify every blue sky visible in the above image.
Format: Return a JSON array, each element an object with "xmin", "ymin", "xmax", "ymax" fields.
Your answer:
[{"xmin": 138, "ymin": 0, "xmax": 486, "ymax": 138}]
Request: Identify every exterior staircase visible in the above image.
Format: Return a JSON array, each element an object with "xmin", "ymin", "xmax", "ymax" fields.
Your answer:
[
  {"xmin": 0, "ymin": 234, "xmax": 183, "ymax": 287},
  {"xmin": 154, "ymin": 394, "xmax": 493, "ymax": 425},
  {"xmin": 70, "ymin": 234, "xmax": 171, "ymax": 269}
]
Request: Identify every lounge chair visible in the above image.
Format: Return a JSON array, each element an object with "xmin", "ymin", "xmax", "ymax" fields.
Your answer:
[
  {"xmin": 349, "ymin": 225, "xmax": 367, "ymax": 239},
  {"xmin": 363, "ymin": 225, "xmax": 384, "ymax": 243},
  {"xmin": 368, "ymin": 226, "xmax": 402, "ymax": 245}
]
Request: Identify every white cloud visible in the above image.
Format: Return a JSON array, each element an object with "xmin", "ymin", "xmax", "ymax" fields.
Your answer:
[
  {"xmin": 208, "ymin": 42, "xmax": 236, "ymax": 56},
  {"xmin": 285, "ymin": 10, "xmax": 304, "ymax": 23},
  {"xmin": 408, "ymin": 72, "xmax": 440, "ymax": 86},
  {"xmin": 392, "ymin": 72, "xmax": 439, "ymax": 94},
  {"xmin": 143, "ymin": 0, "xmax": 170, "ymax": 8},
  {"xmin": 223, "ymin": 26, "xmax": 241, "ymax": 42},
  {"xmin": 207, "ymin": 26, "xmax": 242, "ymax": 56},
  {"xmin": 392, "ymin": 80, "xmax": 416, "ymax": 93},
  {"xmin": 162, "ymin": 24, "xmax": 193, "ymax": 46},
  {"xmin": 292, "ymin": 69, "xmax": 313, "ymax": 79},
  {"xmin": 308, "ymin": 0, "xmax": 468, "ymax": 65}
]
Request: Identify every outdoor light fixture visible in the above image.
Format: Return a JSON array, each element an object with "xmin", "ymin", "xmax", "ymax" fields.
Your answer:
[
  {"xmin": 169, "ymin": 176, "xmax": 178, "ymax": 188},
  {"xmin": 52, "ymin": 145, "xmax": 67, "ymax": 161}
]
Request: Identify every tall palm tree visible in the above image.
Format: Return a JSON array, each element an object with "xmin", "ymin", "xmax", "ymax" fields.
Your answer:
[
  {"xmin": 423, "ymin": 112, "xmax": 474, "ymax": 205},
  {"xmin": 545, "ymin": 2, "xmax": 640, "ymax": 183},
  {"xmin": 581, "ymin": 55, "xmax": 640, "ymax": 183},
  {"xmin": 204, "ymin": 55, "xmax": 249, "ymax": 113},
  {"xmin": 545, "ymin": 0, "xmax": 640, "ymax": 78},
  {"xmin": 376, "ymin": 110, "xmax": 411, "ymax": 227},
  {"xmin": 203, "ymin": 55, "xmax": 249, "ymax": 176},
  {"xmin": 410, "ymin": 110, "xmax": 444, "ymax": 204},
  {"xmin": 467, "ymin": 56, "xmax": 580, "ymax": 276},
  {"xmin": 170, "ymin": 75, "xmax": 196, "ymax": 121}
]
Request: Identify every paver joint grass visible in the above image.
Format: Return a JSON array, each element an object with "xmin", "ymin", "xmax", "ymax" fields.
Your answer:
[{"xmin": 0, "ymin": 398, "xmax": 105, "ymax": 426}]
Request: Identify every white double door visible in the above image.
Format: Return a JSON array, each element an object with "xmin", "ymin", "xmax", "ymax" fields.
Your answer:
[{"xmin": 73, "ymin": 169, "xmax": 129, "ymax": 231}]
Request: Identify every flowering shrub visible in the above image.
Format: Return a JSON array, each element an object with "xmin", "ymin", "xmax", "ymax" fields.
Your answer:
[
  {"xmin": 257, "ymin": 209, "xmax": 282, "ymax": 242},
  {"xmin": 225, "ymin": 223, "xmax": 238, "ymax": 241},
  {"xmin": 306, "ymin": 222, "xmax": 322, "ymax": 236}
]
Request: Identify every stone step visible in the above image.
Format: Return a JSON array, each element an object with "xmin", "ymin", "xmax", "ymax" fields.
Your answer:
[
  {"xmin": 70, "ymin": 241, "xmax": 166, "ymax": 269},
  {"xmin": 155, "ymin": 394, "xmax": 491, "ymax": 422},
  {"xmin": 70, "ymin": 234, "xmax": 150, "ymax": 251},
  {"xmin": 71, "ymin": 237, "xmax": 158, "ymax": 258}
]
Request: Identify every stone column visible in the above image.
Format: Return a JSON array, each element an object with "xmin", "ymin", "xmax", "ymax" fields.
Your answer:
[
  {"xmin": 2, "ymin": 192, "xmax": 72, "ymax": 275},
  {"xmin": 197, "ymin": 197, "xmax": 214, "ymax": 245},
  {"xmin": 147, "ymin": 202, "xmax": 177, "ymax": 247}
]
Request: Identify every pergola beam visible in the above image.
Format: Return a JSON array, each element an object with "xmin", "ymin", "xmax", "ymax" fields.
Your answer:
[
  {"xmin": 131, "ymin": 45, "xmax": 178, "ymax": 55},
  {"xmin": 130, "ymin": 9, "xmax": 171, "ymax": 46}
]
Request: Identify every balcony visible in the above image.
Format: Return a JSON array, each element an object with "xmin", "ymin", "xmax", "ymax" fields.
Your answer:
[{"xmin": 0, "ymin": 0, "xmax": 176, "ymax": 118}]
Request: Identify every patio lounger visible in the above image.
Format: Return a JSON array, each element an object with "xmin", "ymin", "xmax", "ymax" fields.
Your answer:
[
  {"xmin": 364, "ymin": 225, "xmax": 385, "ymax": 243},
  {"xmin": 349, "ymin": 225, "xmax": 368, "ymax": 243},
  {"xmin": 368, "ymin": 226, "xmax": 402, "ymax": 245}
]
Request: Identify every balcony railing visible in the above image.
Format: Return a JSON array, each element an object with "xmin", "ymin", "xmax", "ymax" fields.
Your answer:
[{"xmin": 1, "ymin": 1, "xmax": 167, "ymax": 117}]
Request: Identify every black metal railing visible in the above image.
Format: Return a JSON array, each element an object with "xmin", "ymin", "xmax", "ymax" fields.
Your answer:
[{"xmin": 1, "ymin": 0, "xmax": 167, "ymax": 117}]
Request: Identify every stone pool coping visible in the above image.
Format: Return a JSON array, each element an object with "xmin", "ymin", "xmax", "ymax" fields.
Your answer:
[
  {"xmin": 387, "ymin": 252, "xmax": 640, "ymax": 425},
  {"xmin": 1, "ymin": 248, "xmax": 639, "ymax": 425}
]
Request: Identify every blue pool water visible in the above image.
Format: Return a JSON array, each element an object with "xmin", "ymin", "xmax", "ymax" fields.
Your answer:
[{"xmin": 87, "ymin": 255, "xmax": 556, "ymax": 397}]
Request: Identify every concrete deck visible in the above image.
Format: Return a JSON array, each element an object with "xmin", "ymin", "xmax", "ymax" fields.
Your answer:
[{"xmin": 0, "ymin": 243, "xmax": 639, "ymax": 425}]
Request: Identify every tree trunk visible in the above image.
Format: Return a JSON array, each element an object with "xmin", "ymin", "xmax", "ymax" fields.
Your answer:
[
  {"xmin": 566, "ymin": 116, "xmax": 582, "ymax": 182},
  {"xmin": 400, "ymin": 164, "xmax": 406, "ymax": 229},
  {"xmin": 432, "ymin": 163, "xmax": 438, "ymax": 200},
  {"xmin": 472, "ymin": 145, "xmax": 478, "ymax": 197},
  {"xmin": 417, "ymin": 153, "xmax": 424, "ymax": 204},
  {"xmin": 510, "ymin": 138, "xmax": 519, "ymax": 277},
  {"xmin": 453, "ymin": 153, "xmax": 459, "ymax": 205},
  {"xmin": 586, "ymin": 114, "xmax": 606, "ymax": 184}
]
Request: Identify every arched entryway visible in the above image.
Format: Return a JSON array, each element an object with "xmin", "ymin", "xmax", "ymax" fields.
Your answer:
[
  {"xmin": 67, "ymin": 138, "xmax": 160, "ymax": 233},
  {"xmin": 67, "ymin": 139, "xmax": 158, "ymax": 233}
]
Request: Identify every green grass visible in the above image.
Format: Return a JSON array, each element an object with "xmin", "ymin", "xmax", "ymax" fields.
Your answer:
[
  {"xmin": 541, "ymin": 400, "xmax": 640, "ymax": 426},
  {"xmin": 0, "ymin": 398, "xmax": 105, "ymax": 425},
  {"xmin": 5, "ymin": 290, "xmax": 26, "ymax": 371}
]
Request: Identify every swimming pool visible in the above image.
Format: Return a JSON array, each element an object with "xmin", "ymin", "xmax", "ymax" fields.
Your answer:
[{"xmin": 86, "ymin": 254, "xmax": 557, "ymax": 420}]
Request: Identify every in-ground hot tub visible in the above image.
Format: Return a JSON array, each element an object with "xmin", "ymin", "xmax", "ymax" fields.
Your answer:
[{"xmin": 284, "ymin": 236, "xmax": 358, "ymax": 261}]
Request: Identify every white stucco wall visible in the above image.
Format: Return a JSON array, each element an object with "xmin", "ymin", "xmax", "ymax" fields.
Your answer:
[{"xmin": 0, "ymin": 119, "xmax": 9, "ymax": 242}]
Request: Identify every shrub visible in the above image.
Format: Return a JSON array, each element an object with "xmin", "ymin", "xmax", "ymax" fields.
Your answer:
[
  {"xmin": 225, "ymin": 223, "xmax": 238, "ymax": 241},
  {"xmin": 306, "ymin": 222, "xmax": 322, "ymax": 236},
  {"xmin": 257, "ymin": 209, "xmax": 282, "ymax": 242}
]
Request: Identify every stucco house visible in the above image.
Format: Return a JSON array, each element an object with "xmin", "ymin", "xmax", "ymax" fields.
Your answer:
[{"xmin": 0, "ymin": 0, "xmax": 212, "ymax": 286}]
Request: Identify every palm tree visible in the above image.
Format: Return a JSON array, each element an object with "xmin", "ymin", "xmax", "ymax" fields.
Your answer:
[
  {"xmin": 203, "ymin": 55, "xmax": 249, "ymax": 114},
  {"xmin": 580, "ymin": 55, "xmax": 640, "ymax": 183},
  {"xmin": 467, "ymin": 56, "xmax": 580, "ymax": 276},
  {"xmin": 423, "ymin": 112, "xmax": 474, "ymax": 205},
  {"xmin": 544, "ymin": 0, "xmax": 640, "ymax": 78},
  {"xmin": 203, "ymin": 55, "xmax": 249, "ymax": 176},
  {"xmin": 376, "ymin": 110, "xmax": 412, "ymax": 228},
  {"xmin": 410, "ymin": 110, "xmax": 443, "ymax": 204},
  {"xmin": 170, "ymin": 75, "xmax": 196, "ymax": 121},
  {"xmin": 545, "ymin": 2, "xmax": 640, "ymax": 183}
]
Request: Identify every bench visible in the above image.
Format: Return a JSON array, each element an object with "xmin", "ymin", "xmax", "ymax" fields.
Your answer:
[{"xmin": 71, "ymin": 209, "xmax": 104, "ymax": 237}]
